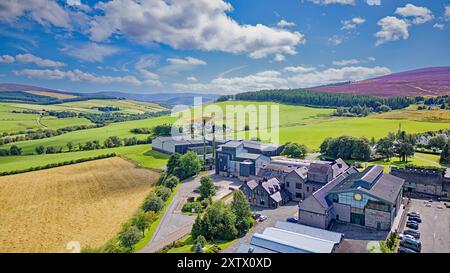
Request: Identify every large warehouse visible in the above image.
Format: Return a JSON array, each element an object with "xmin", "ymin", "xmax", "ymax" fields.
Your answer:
[
  {"xmin": 298, "ymin": 165, "xmax": 405, "ymax": 231},
  {"xmin": 151, "ymin": 137, "xmax": 212, "ymax": 155}
]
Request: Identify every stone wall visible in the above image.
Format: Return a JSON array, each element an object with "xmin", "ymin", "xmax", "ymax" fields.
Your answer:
[{"xmin": 365, "ymin": 208, "xmax": 392, "ymax": 230}]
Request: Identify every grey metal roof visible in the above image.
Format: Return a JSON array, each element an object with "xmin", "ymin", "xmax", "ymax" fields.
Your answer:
[
  {"xmin": 221, "ymin": 140, "xmax": 243, "ymax": 148},
  {"xmin": 252, "ymin": 227, "xmax": 337, "ymax": 253},
  {"xmin": 236, "ymin": 152, "xmax": 263, "ymax": 160},
  {"xmin": 246, "ymin": 180, "xmax": 258, "ymax": 190},
  {"xmin": 368, "ymin": 173, "xmax": 404, "ymax": 204},
  {"xmin": 236, "ymin": 243, "xmax": 277, "ymax": 253},
  {"xmin": 274, "ymin": 221, "xmax": 342, "ymax": 244},
  {"xmin": 243, "ymin": 140, "xmax": 281, "ymax": 152}
]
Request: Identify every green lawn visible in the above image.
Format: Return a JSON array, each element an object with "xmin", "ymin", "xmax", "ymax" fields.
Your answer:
[
  {"xmin": 0, "ymin": 144, "xmax": 169, "ymax": 172},
  {"xmin": 362, "ymin": 152, "xmax": 442, "ymax": 172}
]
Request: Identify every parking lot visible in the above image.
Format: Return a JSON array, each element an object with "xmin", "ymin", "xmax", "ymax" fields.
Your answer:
[{"xmin": 401, "ymin": 199, "xmax": 450, "ymax": 253}]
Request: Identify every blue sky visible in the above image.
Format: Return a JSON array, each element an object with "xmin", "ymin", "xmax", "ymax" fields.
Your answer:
[{"xmin": 0, "ymin": 0, "xmax": 449, "ymax": 94}]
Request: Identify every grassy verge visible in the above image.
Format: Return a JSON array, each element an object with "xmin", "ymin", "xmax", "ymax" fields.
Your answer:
[
  {"xmin": 134, "ymin": 183, "xmax": 181, "ymax": 252},
  {"xmin": 164, "ymin": 235, "xmax": 237, "ymax": 253}
]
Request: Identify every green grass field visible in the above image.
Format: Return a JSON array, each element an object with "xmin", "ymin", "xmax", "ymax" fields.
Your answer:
[
  {"xmin": 0, "ymin": 144, "xmax": 169, "ymax": 172},
  {"xmin": 165, "ymin": 235, "xmax": 236, "ymax": 253}
]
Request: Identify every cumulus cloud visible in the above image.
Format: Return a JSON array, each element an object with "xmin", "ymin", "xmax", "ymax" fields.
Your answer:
[
  {"xmin": 134, "ymin": 55, "xmax": 161, "ymax": 86},
  {"xmin": 367, "ymin": 0, "xmax": 381, "ymax": 5},
  {"xmin": 0, "ymin": 55, "xmax": 15, "ymax": 63},
  {"xmin": 88, "ymin": 0, "xmax": 304, "ymax": 59},
  {"xmin": 273, "ymin": 54, "xmax": 286, "ymax": 62},
  {"xmin": 307, "ymin": 0, "xmax": 355, "ymax": 5},
  {"xmin": 61, "ymin": 43, "xmax": 119, "ymax": 62},
  {"xmin": 172, "ymin": 65, "xmax": 390, "ymax": 94},
  {"xmin": 14, "ymin": 68, "xmax": 141, "ymax": 85},
  {"xmin": 341, "ymin": 17, "xmax": 366, "ymax": 30},
  {"xmin": 277, "ymin": 20, "xmax": 296, "ymax": 28},
  {"xmin": 187, "ymin": 77, "xmax": 198, "ymax": 82},
  {"xmin": 0, "ymin": 0, "xmax": 71, "ymax": 29},
  {"xmin": 328, "ymin": 35, "xmax": 343, "ymax": 46},
  {"xmin": 433, "ymin": 23, "xmax": 445, "ymax": 30},
  {"xmin": 446, "ymin": 5, "xmax": 450, "ymax": 21},
  {"xmin": 333, "ymin": 59, "xmax": 360, "ymax": 66},
  {"xmin": 375, "ymin": 16, "xmax": 409, "ymax": 46},
  {"xmin": 395, "ymin": 4, "xmax": 434, "ymax": 25}
]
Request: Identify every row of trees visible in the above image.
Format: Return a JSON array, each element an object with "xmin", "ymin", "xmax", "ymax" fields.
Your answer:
[
  {"xmin": 0, "ymin": 145, "xmax": 22, "ymax": 156},
  {"xmin": 228, "ymin": 89, "xmax": 417, "ymax": 110},
  {"xmin": 320, "ymin": 136, "xmax": 372, "ymax": 161},
  {"xmin": 376, "ymin": 131, "xmax": 416, "ymax": 162},
  {"xmin": 333, "ymin": 104, "xmax": 391, "ymax": 117},
  {"xmin": 281, "ymin": 142, "xmax": 308, "ymax": 159},
  {"xmin": 80, "ymin": 110, "xmax": 170, "ymax": 125},
  {"xmin": 191, "ymin": 190, "xmax": 253, "ymax": 242}
]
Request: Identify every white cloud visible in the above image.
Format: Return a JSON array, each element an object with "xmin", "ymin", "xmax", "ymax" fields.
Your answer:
[
  {"xmin": 187, "ymin": 77, "xmax": 198, "ymax": 82},
  {"xmin": 433, "ymin": 23, "xmax": 445, "ymax": 30},
  {"xmin": 395, "ymin": 4, "xmax": 434, "ymax": 25},
  {"xmin": 167, "ymin": 57, "xmax": 207, "ymax": 66},
  {"xmin": 366, "ymin": 0, "xmax": 381, "ymax": 6},
  {"xmin": 66, "ymin": 0, "xmax": 91, "ymax": 12},
  {"xmin": 89, "ymin": 0, "xmax": 304, "ymax": 59},
  {"xmin": 273, "ymin": 54, "xmax": 286, "ymax": 62},
  {"xmin": 14, "ymin": 68, "xmax": 141, "ymax": 85},
  {"xmin": 61, "ymin": 43, "xmax": 119, "ymax": 62},
  {"xmin": 277, "ymin": 20, "xmax": 296, "ymax": 28},
  {"xmin": 375, "ymin": 16, "xmax": 409, "ymax": 46},
  {"xmin": 0, "ymin": 0, "xmax": 71, "ymax": 29},
  {"xmin": 328, "ymin": 35, "xmax": 343, "ymax": 46},
  {"xmin": 446, "ymin": 5, "xmax": 450, "ymax": 21},
  {"xmin": 283, "ymin": 66, "xmax": 316, "ymax": 73},
  {"xmin": 341, "ymin": 17, "xmax": 366, "ymax": 30},
  {"xmin": 15, "ymin": 54, "xmax": 66, "ymax": 67},
  {"xmin": 307, "ymin": 0, "xmax": 355, "ymax": 5},
  {"xmin": 0, "ymin": 55, "xmax": 15, "ymax": 63},
  {"xmin": 134, "ymin": 55, "xmax": 161, "ymax": 86},
  {"xmin": 172, "ymin": 66, "xmax": 390, "ymax": 94},
  {"xmin": 368, "ymin": 57, "xmax": 376, "ymax": 62},
  {"xmin": 333, "ymin": 59, "xmax": 360, "ymax": 66}
]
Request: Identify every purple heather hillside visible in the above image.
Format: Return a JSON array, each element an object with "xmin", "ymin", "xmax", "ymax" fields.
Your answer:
[{"xmin": 312, "ymin": 67, "xmax": 450, "ymax": 97}]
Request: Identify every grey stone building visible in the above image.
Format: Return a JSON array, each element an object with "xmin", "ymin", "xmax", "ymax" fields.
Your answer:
[
  {"xmin": 299, "ymin": 165, "xmax": 405, "ymax": 231},
  {"xmin": 390, "ymin": 166, "xmax": 450, "ymax": 198},
  {"xmin": 240, "ymin": 178, "xmax": 291, "ymax": 208}
]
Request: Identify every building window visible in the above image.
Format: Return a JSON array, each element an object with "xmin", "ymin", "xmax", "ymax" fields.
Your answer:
[
  {"xmin": 295, "ymin": 193, "xmax": 302, "ymax": 199},
  {"xmin": 312, "ymin": 187, "xmax": 316, "ymax": 192},
  {"xmin": 296, "ymin": 183, "xmax": 302, "ymax": 190},
  {"xmin": 286, "ymin": 182, "xmax": 290, "ymax": 188},
  {"xmin": 307, "ymin": 186, "xmax": 309, "ymax": 192}
]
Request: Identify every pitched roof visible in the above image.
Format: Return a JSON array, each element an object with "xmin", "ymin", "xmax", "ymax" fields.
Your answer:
[
  {"xmin": 236, "ymin": 152, "xmax": 264, "ymax": 160},
  {"xmin": 367, "ymin": 173, "xmax": 404, "ymax": 204},
  {"xmin": 274, "ymin": 221, "xmax": 343, "ymax": 244},
  {"xmin": 246, "ymin": 179, "xmax": 258, "ymax": 190}
]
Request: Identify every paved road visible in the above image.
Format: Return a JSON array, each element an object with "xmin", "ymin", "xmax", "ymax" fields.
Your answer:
[
  {"xmin": 139, "ymin": 171, "xmax": 214, "ymax": 253},
  {"xmin": 221, "ymin": 202, "xmax": 299, "ymax": 253}
]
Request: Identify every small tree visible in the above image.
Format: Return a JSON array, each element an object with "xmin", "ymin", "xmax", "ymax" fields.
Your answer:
[
  {"xmin": 167, "ymin": 153, "xmax": 181, "ymax": 175},
  {"xmin": 440, "ymin": 141, "xmax": 450, "ymax": 165},
  {"xmin": 231, "ymin": 190, "xmax": 253, "ymax": 235},
  {"xmin": 67, "ymin": 142, "xmax": 74, "ymax": 152},
  {"xmin": 104, "ymin": 136, "xmax": 122, "ymax": 148},
  {"xmin": 35, "ymin": 145, "xmax": 45, "ymax": 155},
  {"xmin": 196, "ymin": 235, "xmax": 207, "ymax": 248},
  {"xmin": 199, "ymin": 176, "xmax": 216, "ymax": 200},
  {"xmin": 147, "ymin": 210, "xmax": 158, "ymax": 223},
  {"xmin": 163, "ymin": 175, "xmax": 180, "ymax": 190},
  {"xmin": 9, "ymin": 145, "xmax": 22, "ymax": 156},
  {"xmin": 173, "ymin": 152, "xmax": 202, "ymax": 180},
  {"xmin": 143, "ymin": 195, "xmax": 164, "ymax": 213},
  {"xmin": 132, "ymin": 210, "xmax": 151, "ymax": 236},
  {"xmin": 155, "ymin": 186, "xmax": 172, "ymax": 201},
  {"xmin": 119, "ymin": 226, "xmax": 142, "ymax": 250},
  {"xmin": 281, "ymin": 142, "xmax": 308, "ymax": 159}
]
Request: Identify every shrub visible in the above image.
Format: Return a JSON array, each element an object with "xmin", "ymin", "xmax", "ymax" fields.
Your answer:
[
  {"xmin": 143, "ymin": 195, "xmax": 164, "ymax": 213},
  {"xmin": 163, "ymin": 175, "xmax": 179, "ymax": 189},
  {"xmin": 199, "ymin": 176, "xmax": 216, "ymax": 199},
  {"xmin": 118, "ymin": 226, "xmax": 142, "ymax": 250},
  {"xmin": 206, "ymin": 245, "xmax": 221, "ymax": 253},
  {"xmin": 182, "ymin": 201, "xmax": 204, "ymax": 213},
  {"xmin": 155, "ymin": 186, "xmax": 172, "ymax": 201}
]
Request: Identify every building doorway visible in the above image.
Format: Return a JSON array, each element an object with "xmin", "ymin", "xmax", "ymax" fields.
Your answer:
[{"xmin": 350, "ymin": 213, "xmax": 365, "ymax": 226}]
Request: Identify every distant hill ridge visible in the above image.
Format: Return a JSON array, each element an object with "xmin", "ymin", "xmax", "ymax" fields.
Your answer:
[{"xmin": 312, "ymin": 66, "xmax": 450, "ymax": 97}]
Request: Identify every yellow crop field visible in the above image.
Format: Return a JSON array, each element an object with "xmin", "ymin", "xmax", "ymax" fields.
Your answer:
[
  {"xmin": 0, "ymin": 157, "xmax": 159, "ymax": 253},
  {"xmin": 25, "ymin": 90, "xmax": 78, "ymax": 100}
]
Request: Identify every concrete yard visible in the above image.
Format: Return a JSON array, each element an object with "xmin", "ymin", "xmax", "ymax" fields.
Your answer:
[{"xmin": 400, "ymin": 199, "xmax": 450, "ymax": 253}]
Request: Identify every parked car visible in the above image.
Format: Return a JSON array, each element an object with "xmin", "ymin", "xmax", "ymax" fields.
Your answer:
[
  {"xmin": 251, "ymin": 213, "xmax": 261, "ymax": 220},
  {"xmin": 445, "ymin": 203, "xmax": 450, "ymax": 208},
  {"xmin": 408, "ymin": 216, "xmax": 422, "ymax": 223},
  {"xmin": 258, "ymin": 215, "xmax": 268, "ymax": 222},
  {"xmin": 397, "ymin": 246, "xmax": 418, "ymax": 253},
  {"xmin": 406, "ymin": 221, "xmax": 419, "ymax": 230},
  {"xmin": 399, "ymin": 234, "xmax": 416, "ymax": 241},
  {"xmin": 407, "ymin": 211, "xmax": 420, "ymax": 218},
  {"xmin": 286, "ymin": 217, "xmax": 298, "ymax": 224},
  {"xmin": 400, "ymin": 237, "xmax": 422, "ymax": 252},
  {"xmin": 403, "ymin": 229, "xmax": 421, "ymax": 239}
]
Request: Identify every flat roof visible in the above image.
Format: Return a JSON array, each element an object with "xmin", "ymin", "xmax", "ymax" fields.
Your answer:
[{"xmin": 274, "ymin": 221, "xmax": 343, "ymax": 244}]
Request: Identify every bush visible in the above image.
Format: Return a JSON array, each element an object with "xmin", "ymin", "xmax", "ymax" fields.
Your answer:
[
  {"xmin": 196, "ymin": 235, "xmax": 207, "ymax": 248},
  {"xmin": 163, "ymin": 175, "xmax": 179, "ymax": 189},
  {"xmin": 206, "ymin": 245, "xmax": 221, "ymax": 253},
  {"xmin": 9, "ymin": 145, "xmax": 22, "ymax": 156},
  {"xmin": 182, "ymin": 201, "xmax": 204, "ymax": 213},
  {"xmin": 118, "ymin": 226, "xmax": 142, "ymax": 250},
  {"xmin": 35, "ymin": 145, "xmax": 45, "ymax": 155},
  {"xmin": 0, "ymin": 149, "xmax": 10, "ymax": 156},
  {"xmin": 199, "ymin": 176, "xmax": 216, "ymax": 200},
  {"xmin": 155, "ymin": 186, "xmax": 172, "ymax": 202},
  {"xmin": 143, "ymin": 195, "xmax": 165, "ymax": 213}
]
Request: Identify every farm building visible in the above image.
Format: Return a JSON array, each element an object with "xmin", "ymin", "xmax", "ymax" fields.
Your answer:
[
  {"xmin": 256, "ymin": 158, "xmax": 350, "ymax": 202},
  {"xmin": 215, "ymin": 140, "xmax": 282, "ymax": 179},
  {"xmin": 240, "ymin": 178, "xmax": 291, "ymax": 208},
  {"xmin": 236, "ymin": 221, "xmax": 343, "ymax": 253},
  {"xmin": 390, "ymin": 166, "xmax": 450, "ymax": 198},
  {"xmin": 152, "ymin": 136, "xmax": 212, "ymax": 155},
  {"xmin": 299, "ymin": 165, "xmax": 404, "ymax": 231}
]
